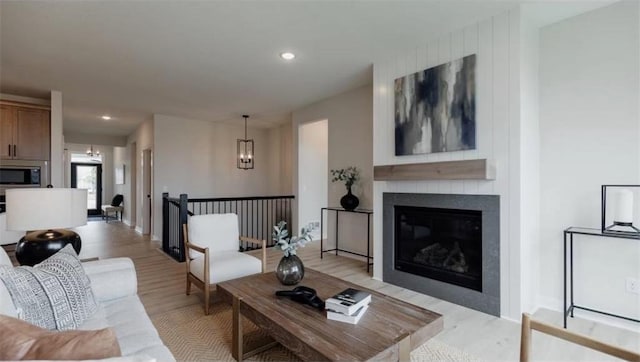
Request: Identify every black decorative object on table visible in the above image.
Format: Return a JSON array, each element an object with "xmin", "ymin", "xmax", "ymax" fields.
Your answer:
[
  {"xmin": 275, "ymin": 285, "xmax": 325, "ymax": 310},
  {"xmin": 16, "ymin": 229, "xmax": 81, "ymax": 266},
  {"xmin": 5, "ymin": 188, "xmax": 88, "ymax": 266},
  {"xmin": 340, "ymin": 185, "xmax": 359, "ymax": 211},
  {"xmin": 276, "ymin": 254, "xmax": 305, "ymax": 285}
]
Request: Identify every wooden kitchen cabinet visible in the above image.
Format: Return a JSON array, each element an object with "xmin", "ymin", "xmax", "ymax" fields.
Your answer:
[
  {"xmin": 0, "ymin": 105, "xmax": 14, "ymax": 159},
  {"xmin": 0, "ymin": 103, "xmax": 50, "ymax": 161}
]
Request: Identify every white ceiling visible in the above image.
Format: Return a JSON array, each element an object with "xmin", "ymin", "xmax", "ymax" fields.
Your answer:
[{"xmin": 0, "ymin": 1, "xmax": 612, "ymax": 137}]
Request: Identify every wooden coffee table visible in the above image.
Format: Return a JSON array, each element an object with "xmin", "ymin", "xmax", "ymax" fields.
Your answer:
[{"xmin": 217, "ymin": 269, "xmax": 443, "ymax": 361}]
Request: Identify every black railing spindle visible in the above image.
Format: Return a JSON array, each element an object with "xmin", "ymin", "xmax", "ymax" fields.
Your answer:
[{"xmin": 162, "ymin": 194, "xmax": 295, "ymax": 261}]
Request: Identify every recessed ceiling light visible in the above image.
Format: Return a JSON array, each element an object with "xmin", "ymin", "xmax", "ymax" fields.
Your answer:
[
  {"xmin": 280, "ymin": 52, "xmax": 296, "ymax": 60},
  {"xmin": 101, "ymin": 115, "xmax": 111, "ymax": 120}
]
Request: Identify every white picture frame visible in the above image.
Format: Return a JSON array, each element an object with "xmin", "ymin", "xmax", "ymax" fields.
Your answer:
[{"xmin": 115, "ymin": 165, "xmax": 125, "ymax": 185}]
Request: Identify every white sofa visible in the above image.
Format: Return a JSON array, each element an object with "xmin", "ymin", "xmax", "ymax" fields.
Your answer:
[
  {"xmin": 0, "ymin": 247, "xmax": 174, "ymax": 361},
  {"xmin": 0, "ymin": 213, "xmax": 24, "ymax": 246}
]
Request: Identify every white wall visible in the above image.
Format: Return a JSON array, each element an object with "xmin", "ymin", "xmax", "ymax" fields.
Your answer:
[
  {"xmin": 127, "ymin": 119, "xmax": 153, "ymax": 235},
  {"xmin": 209, "ymin": 122, "xmax": 274, "ymax": 197},
  {"xmin": 539, "ymin": 0, "xmax": 640, "ymax": 326},
  {"xmin": 267, "ymin": 121, "xmax": 294, "ymax": 195},
  {"xmin": 65, "ymin": 132, "xmax": 127, "ymax": 147},
  {"xmin": 298, "ymin": 119, "xmax": 328, "ymax": 240},
  {"xmin": 373, "ymin": 9, "xmax": 526, "ymax": 320},
  {"xmin": 129, "ymin": 142, "xmax": 137, "ymax": 227},
  {"xmin": 153, "ymin": 114, "xmax": 215, "ymax": 201},
  {"xmin": 152, "ymin": 114, "xmax": 290, "ymax": 239},
  {"xmin": 519, "ymin": 5, "xmax": 542, "ymax": 315},
  {"xmin": 113, "ymin": 146, "xmax": 129, "ymax": 222},
  {"xmin": 292, "ymin": 85, "xmax": 374, "ymax": 257}
]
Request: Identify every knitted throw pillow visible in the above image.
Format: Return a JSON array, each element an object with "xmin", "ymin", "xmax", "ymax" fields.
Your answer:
[{"xmin": 0, "ymin": 244, "xmax": 98, "ymax": 330}]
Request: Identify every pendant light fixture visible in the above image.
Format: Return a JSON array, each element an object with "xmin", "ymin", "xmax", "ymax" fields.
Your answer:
[
  {"xmin": 86, "ymin": 145, "xmax": 100, "ymax": 157},
  {"xmin": 237, "ymin": 115, "xmax": 254, "ymax": 170}
]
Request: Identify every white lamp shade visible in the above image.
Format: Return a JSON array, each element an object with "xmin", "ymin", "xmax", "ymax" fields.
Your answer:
[
  {"xmin": 6, "ymin": 188, "xmax": 88, "ymax": 231},
  {"xmin": 612, "ymin": 189, "xmax": 634, "ymax": 224}
]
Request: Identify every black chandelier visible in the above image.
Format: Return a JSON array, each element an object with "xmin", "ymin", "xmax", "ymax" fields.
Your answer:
[
  {"xmin": 86, "ymin": 145, "xmax": 100, "ymax": 157},
  {"xmin": 237, "ymin": 115, "xmax": 254, "ymax": 170}
]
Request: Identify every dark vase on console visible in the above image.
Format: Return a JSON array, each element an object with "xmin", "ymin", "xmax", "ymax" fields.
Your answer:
[{"xmin": 340, "ymin": 185, "xmax": 359, "ymax": 211}]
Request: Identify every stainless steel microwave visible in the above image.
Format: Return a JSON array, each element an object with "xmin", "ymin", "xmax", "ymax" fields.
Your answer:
[{"xmin": 0, "ymin": 160, "xmax": 48, "ymax": 194}]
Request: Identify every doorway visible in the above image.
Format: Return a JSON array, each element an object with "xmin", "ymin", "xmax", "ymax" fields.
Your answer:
[
  {"xmin": 71, "ymin": 162, "xmax": 103, "ymax": 215},
  {"xmin": 141, "ymin": 149, "xmax": 152, "ymax": 235},
  {"xmin": 129, "ymin": 142, "xmax": 137, "ymax": 228},
  {"xmin": 297, "ymin": 119, "xmax": 328, "ymax": 241}
]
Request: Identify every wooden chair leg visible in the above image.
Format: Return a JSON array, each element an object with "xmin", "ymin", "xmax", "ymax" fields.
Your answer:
[
  {"xmin": 520, "ymin": 313, "xmax": 531, "ymax": 362},
  {"xmin": 204, "ymin": 283, "xmax": 210, "ymax": 315},
  {"xmin": 186, "ymin": 276, "xmax": 191, "ymax": 295}
]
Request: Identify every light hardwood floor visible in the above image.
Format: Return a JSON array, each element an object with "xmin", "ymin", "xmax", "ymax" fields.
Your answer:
[{"xmin": 55, "ymin": 221, "xmax": 640, "ymax": 360}]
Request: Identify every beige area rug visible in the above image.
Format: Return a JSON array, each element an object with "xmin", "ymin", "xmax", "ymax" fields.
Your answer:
[{"xmin": 152, "ymin": 303, "xmax": 480, "ymax": 362}]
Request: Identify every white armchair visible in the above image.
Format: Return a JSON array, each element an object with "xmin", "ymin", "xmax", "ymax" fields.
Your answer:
[{"xmin": 183, "ymin": 213, "xmax": 266, "ymax": 315}]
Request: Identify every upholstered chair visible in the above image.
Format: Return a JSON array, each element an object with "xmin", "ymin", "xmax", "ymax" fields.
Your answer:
[
  {"xmin": 101, "ymin": 194, "xmax": 124, "ymax": 223},
  {"xmin": 182, "ymin": 213, "xmax": 266, "ymax": 315}
]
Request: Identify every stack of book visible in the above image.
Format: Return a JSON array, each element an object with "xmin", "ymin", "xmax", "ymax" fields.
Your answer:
[{"xmin": 325, "ymin": 288, "xmax": 371, "ymax": 324}]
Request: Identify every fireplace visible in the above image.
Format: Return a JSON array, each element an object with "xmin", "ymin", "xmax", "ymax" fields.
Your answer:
[
  {"xmin": 383, "ymin": 193, "xmax": 500, "ymax": 316},
  {"xmin": 395, "ymin": 206, "xmax": 482, "ymax": 292}
]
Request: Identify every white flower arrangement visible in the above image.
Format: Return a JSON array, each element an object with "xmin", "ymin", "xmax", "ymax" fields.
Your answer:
[{"xmin": 273, "ymin": 221, "xmax": 313, "ymax": 257}]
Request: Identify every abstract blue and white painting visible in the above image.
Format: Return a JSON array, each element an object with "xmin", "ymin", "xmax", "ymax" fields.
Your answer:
[{"xmin": 394, "ymin": 54, "xmax": 476, "ymax": 156}]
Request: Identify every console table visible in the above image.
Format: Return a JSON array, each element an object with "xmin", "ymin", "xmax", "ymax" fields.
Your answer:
[
  {"xmin": 320, "ymin": 207, "xmax": 373, "ymax": 272},
  {"xmin": 563, "ymin": 227, "xmax": 640, "ymax": 328}
]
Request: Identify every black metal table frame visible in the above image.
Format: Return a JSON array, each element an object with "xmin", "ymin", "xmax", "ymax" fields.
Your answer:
[
  {"xmin": 563, "ymin": 227, "xmax": 640, "ymax": 328},
  {"xmin": 320, "ymin": 207, "xmax": 374, "ymax": 273}
]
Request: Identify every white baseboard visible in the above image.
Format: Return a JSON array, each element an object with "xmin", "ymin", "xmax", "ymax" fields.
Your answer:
[
  {"xmin": 537, "ymin": 296, "xmax": 563, "ymax": 312},
  {"xmin": 152, "ymin": 234, "xmax": 161, "ymax": 242},
  {"xmin": 134, "ymin": 226, "xmax": 143, "ymax": 234},
  {"xmin": 537, "ymin": 296, "xmax": 640, "ymax": 333},
  {"xmin": 500, "ymin": 315, "xmax": 520, "ymax": 323}
]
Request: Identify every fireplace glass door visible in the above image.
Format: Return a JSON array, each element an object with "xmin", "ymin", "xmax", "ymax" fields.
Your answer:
[{"xmin": 394, "ymin": 206, "xmax": 482, "ymax": 291}]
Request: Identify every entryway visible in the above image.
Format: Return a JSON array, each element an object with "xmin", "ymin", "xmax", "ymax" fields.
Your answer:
[
  {"xmin": 297, "ymin": 119, "xmax": 328, "ymax": 240},
  {"xmin": 141, "ymin": 148, "xmax": 152, "ymax": 235},
  {"xmin": 71, "ymin": 162, "xmax": 103, "ymax": 215}
]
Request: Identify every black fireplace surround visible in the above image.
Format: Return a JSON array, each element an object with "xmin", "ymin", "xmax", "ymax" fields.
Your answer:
[{"xmin": 383, "ymin": 193, "xmax": 500, "ymax": 316}]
